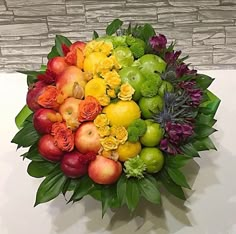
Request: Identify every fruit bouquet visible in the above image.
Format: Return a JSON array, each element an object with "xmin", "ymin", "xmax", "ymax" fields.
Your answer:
[{"xmin": 12, "ymin": 19, "xmax": 220, "ymax": 216}]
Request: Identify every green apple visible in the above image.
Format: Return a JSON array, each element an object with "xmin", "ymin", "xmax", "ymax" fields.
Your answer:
[
  {"xmin": 140, "ymin": 147, "xmax": 164, "ymax": 173},
  {"xmin": 139, "ymin": 95, "xmax": 164, "ymax": 119},
  {"xmin": 119, "ymin": 66, "xmax": 146, "ymax": 101},
  {"xmin": 140, "ymin": 120, "xmax": 163, "ymax": 147},
  {"xmin": 113, "ymin": 46, "xmax": 134, "ymax": 67},
  {"xmin": 138, "ymin": 54, "xmax": 166, "ymax": 74}
]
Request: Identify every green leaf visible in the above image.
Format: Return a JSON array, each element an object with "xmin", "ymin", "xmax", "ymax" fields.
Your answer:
[
  {"xmin": 106, "ymin": 19, "xmax": 123, "ymax": 35},
  {"xmin": 194, "ymin": 124, "xmax": 216, "ymax": 139},
  {"xmin": 34, "ymin": 169, "xmax": 67, "ymax": 206},
  {"xmin": 27, "ymin": 75, "xmax": 38, "ymax": 86},
  {"xmin": 166, "ymin": 155, "xmax": 192, "ymax": 168},
  {"xmin": 138, "ymin": 175, "xmax": 161, "ymax": 204},
  {"xmin": 101, "ymin": 186, "xmax": 115, "ymax": 217},
  {"xmin": 196, "ymin": 113, "xmax": 216, "ymax": 127},
  {"xmin": 47, "ymin": 45, "xmax": 60, "ymax": 59},
  {"xmin": 195, "ymin": 74, "xmax": 214, "ymax": 90},
  {"xmin": 17, "ymin": 70, "xmax": 43, "ymax": 76},
  {"xmin": 181, "ymin": 143, "xmax": 199, "ymax": 157},
  {"xmin": 55, "ymin": 35, "xmax": 72, "ymax": 56},
  {"xmin": 141, "ymin": 23, "xmax": 155, "ymax": 43},
  {"xmin": 116, "ymin": 173, "xmax": 127, "ymax": 206},
  {"xmin": 27, "ymin": 161, "xmax": 57, "ymax": 178},
  {"xmin": 159, "ymin": 170, "xmax": 186, "ymax": 200},
  {"xmin": 11, "ymin": 122, "xmax": 40, "ymax": 148},
  {"xmin": 69, "ymin": 175, "xmax": 93, "ymax": 203},
  {"xmin": 93, "ymin": 30, "xmax": 99, "ymax": 39},
  {"xmin": 22, "ymin": 143, "xmax": 44, "ymax": 161},
  {"xmin": 15, "ymin": 105, "xmax": 32, "ymax": 129},
  {"xmin": 89, "ymin": 184, "xmax": 102, "ymax": 201},
  {"xmin": 125, "ymin": 178, "xmax": 140, "ymax": 212},
  {"xmin": 62, "ymin": 179, "xmax": 72, "ymax": 196},
  {"xmin": 167, "ymin": 168, "xmax": 191, "ymax": 189},
  {"xmin": 193, "ymin": 137, "xmax": 217, "ymax": 151}
]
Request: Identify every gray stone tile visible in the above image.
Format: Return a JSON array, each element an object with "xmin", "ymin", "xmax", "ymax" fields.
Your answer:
[
  {"xmin": 213, "ymin": 45, "xmax": 236, "ymax": 53},
  {"xmin": 168, "ymin": 0, "xmax": 220, "ymax": 6},
  {"xmin": 66, "ymin": 2, "xmax": 84, "ymax": 15},
  {"xmin": 13, "ymin": 5, "xmax": 66, "ymax": 17},
  {"xmin": 1, "ymin": 46, "xmax": 52, "ymax": 56},
  {"xmin": 5, "ymin": 0, "xmax": 65, "ymax": 7},
  {"xmin": 158, "ymin": 12, "xmax": 198, "ymax": 23},
  {"xmin": 157, "ymin": 6, "xmax": 197, "ymax": 14},
  {"xmin": 175, "ymin": 38, "xmax": 193, "ymax": 46},
  {"xmin": 0, "ymin": 55, "xmax": 42, "ymax": 65},
  {"xmin": 0, "ymin": 39, "xmax": 41, "ymax": 47},
  {"xmin": 221, "ymin": 0, "xmax": 236, "ymax": 4},
  {"xmin": 0, "ymin": 23, "xmax": 48, "ymax": 36},
  {"xmin": 0, "ymin": 10, "xmax": 13, "ymax": 15},
  {"xmin": 3, "ymin": 64, "xmax": 42, "ymax": 72},
  {"xmin": 21, "ymin": 35, "xmax": 48, "ymax": 40},
  {"xmin": 158, "ymin": 27, "xmax": 193, "ymax": 40},
  {"xmin": 181, "ymin": 46, "xmax": 214, "ymax": 54},
  {"xmin": 226, "ymin": 37, "xmax": 236, "ymax": 44},
  {"xmin": 125, "ymin": 1, "xmax": 168, "ymax": 7},
  {"xmin": 0, "ymin": 0, "xmax": 6, "ymax": 11},
  {"xmin": 225, "ymin": 26, "xmax": 236, "ymax": 37},
  {"xmin": 14, "ymin": 17, "xmax": 47, "ymax": 22},
  {"xmin": 85, "ymin": 1, "xmax": 126, "ymax": 11},
  {"xmin": 201, "ymin": 19, "xmax": 235, "ymax": 26},
  {"xmin": 193, "ymin": 26, "xmax": 225, "ymax": 45},
  {"xmin": 0, "ymin": 15, "xmax": 14, "ymax": 22},
  {"xmin": 48, "ymin": 22, "xmax": 85, "ymax": 33},
  {"xmin": 194, "ymin": 64, "xmax": 236, "ymax": 70},
  {"xmin": 0, "ymin": 36, "xmax": 21, "ymax": 41},
  {"xmin": 47, "ymin": 15, "xmax": 85, "ymax": 23},
  {"xmin": 186, "ymin": 53, "xmax": 213, "ymax": 65},
  {"xmin": 213, "ymin": 53, "xmax": 236, "ymax": 64},
  {"xmin": 199, "ymin": 6, "xmax": 236, "ymax": 19},
  {"xmin": 40, "ymin": 39, "xmax": 55, "ymax": 47}
]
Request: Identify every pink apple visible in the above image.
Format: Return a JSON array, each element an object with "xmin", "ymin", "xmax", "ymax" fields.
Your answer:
[
  {"xmin": 59, "ymin": 97, "xmax": 81, "ymax": 130},
  {"xmin": 69, "ymin": 41, "xmax": 86, "ymax": 53},
  {"xmin": 26, "ymin": 81, "xmax": 46, "ymax": 111},
  {"xmin": 88, "ymin": 156, "xmax": 122, "ymax": 184},
  {"xmin": 56, "ymin": 66, "xmax": 87, "ymax": 98},
  {"xmin": 38, "ymin": 134, "xmax": 64, "ymax": 162},
  {"xmin": 75, "ymin": 122, "xmax": 101, "ymax": 154},
  {"xmin": 61, "ymin": 151, "xmax": 88, "ymax": 178},
  {"xmin": 47, "ymin": 56, "xmax": 69, "ymax": 76},
  {"xmin": 33, "ymin": 108, "xmax": 57, "ymax": 134}
]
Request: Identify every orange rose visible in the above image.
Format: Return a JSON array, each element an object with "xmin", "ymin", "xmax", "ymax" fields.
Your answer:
[
  {"xmin": 38, "ymin": 86, "xmax": 63, "ymax": 110},
  {"xmin": 51, "ymin": 122, "xmax": 74, "ymax": 152},
  {"xmin": 79, "ymin": 96, "xmax": 102, "ymax": 122}
]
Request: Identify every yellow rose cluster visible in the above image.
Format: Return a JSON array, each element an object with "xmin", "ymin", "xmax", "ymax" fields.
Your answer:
[
  {"xmin": 94, "ymin": 113, "xmax": 128, "ymax": 159},
  {"xmin": 84, "ymin": 40, "xmax": 135, "ymax": 106}
]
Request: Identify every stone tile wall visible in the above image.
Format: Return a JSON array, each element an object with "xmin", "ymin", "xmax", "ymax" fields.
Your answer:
[{"xmin": 0, "ymin": 0, "xmax": 236, "ymax": 71}]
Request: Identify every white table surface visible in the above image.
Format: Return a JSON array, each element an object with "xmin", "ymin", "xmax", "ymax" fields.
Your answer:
[{"xmin": 0, "ymin": 70, "xmax": 235, "ymax": 234}]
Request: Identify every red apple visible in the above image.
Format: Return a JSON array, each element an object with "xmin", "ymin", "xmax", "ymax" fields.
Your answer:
[
  {"xmin": 26, "ymin": 81, "xmax": 46, "ymax": 111},
  {"xmin": 33, "ymin": 108, "xmax": 57, "ymax": 134},
  {"xmin": 56, "ymin": 66, "xmax": 87, "ymax": 98},
  {"xmin": 75, "ymin": 122, "xmax": 101, "ymax": 154},
  {"xmin": 61, "ymin": 151, "xmax": 88, "ymax": 178},
  {"xmin": 38, "ymin": 134, "xmax": 64, "ymax": 162},
  {"xmin": 88, "ymin": 156, "xmax": 122, "ymax": 184},
  {"xmin": 47, "ymin": 56, "xmax": 69, "ymax": 76},
  {"xmin": 59, "ymin": 97, "xmax": 81, "ymax": 130},
  {"xmin": 69, "ymin": 41, "xmax": 86, "ymax": 53}
]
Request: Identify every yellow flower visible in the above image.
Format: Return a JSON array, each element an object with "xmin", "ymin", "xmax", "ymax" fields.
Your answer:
[
  {"xmin": 118, "ymin": 83, "xmax": 135, "ymax": 101},
  {"xmin": 100, "ymin": 136, "xmax": 119, "ymax": 151},
  {"xmin": 96, "ymin": 57, "xmax": 114, "ymax": 74},
  {"xmin": 100, "ymin": 42, "xmax": 113, "ymax": 56},
  {"xmin": 103, "ymin": 70, "xmax": 121, "ymax": 89},
  {"xmin": 84, "ymin": 40, "xmax": 97, "ymax": 56},
  {"xmin": 98, "ymin": 126, "xmax": 110, "ymax": 137},
  {"xmin": 98, "ymin": 94, "xmax": 110, "ymax": 106},
  {"xmin": 110, "ymin": 125, "xmax": 128, "ymax": 144},
  {"xmin": 110, "ymin": 55, "xmax": 121, "ymax": 70},
  {"xmin": 107, "ymin": 88, "xmax": 116, "ymax": 98},
  {"xmin": 94, "ymin": 114, "xmax": 110, "ymax": 127}
]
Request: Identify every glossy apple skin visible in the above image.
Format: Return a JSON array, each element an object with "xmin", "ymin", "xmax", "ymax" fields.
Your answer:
[
  {"xmin": 75, "ymin": 122, "xmax": 101, "ymax": 154},
  {"xmin": 38, "ymin": 134, "xmax": 64, "ymax": 162},
  {"xmin": 69, "ymin": 41, "xmax": 86, "ymax": 53},
  {"xmin": 56, "ymin": 66, "xmax": 86, "ymax": 98},
  {"xmin": 61, "ymin": 151, "xmax": 87, "ymax": 178},
  {"xmin": 26, "ymin": 81, "xmax": 46, "ymax": 111},
  {"xmin": 47, "ymin": 57, "xmax": 69, "ymax": 76},
  {"xmin": 59, "ymin": 97, "xmax": 81, "ymax": 130},
  {"xmin": 119, "ymin": 66, "xmax": 145, "ymax": 101},
  {"xmin": 33, "ymin": 108, "xmax": 57, "ymax": 134},
  {"xmin": 88, "ymin": 156, "xmax": 122, "ymax": 184}
]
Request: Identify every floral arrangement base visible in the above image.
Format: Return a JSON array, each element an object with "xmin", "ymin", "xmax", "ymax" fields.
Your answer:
[{"xmin": 12, "ymin": 19, "xmax": 220, "ymax": 216}]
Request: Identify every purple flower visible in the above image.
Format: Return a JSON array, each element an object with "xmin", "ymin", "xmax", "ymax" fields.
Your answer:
[
  {"xmin": 149, "ymin": 34, "xmax": 167, "ymax": 52},
  {"xmin": 179, "ymin": 81, "xmax": 203, "ymax": 107},
  {"xmin": 176, "ymin": 63, "xmax": 197, "ymax": 78},
  {"xmin": 160, "ymin": 138, "xmax": 180, "ymax": 155},
  {"xmin": 165, "ymin": 50, "xmax": 181, "ymax": 65}
]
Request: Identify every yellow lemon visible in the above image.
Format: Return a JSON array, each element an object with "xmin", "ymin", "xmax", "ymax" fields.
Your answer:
[
  {"xmin": 103, "ymin": 100, "xmax": 141, "ymax": 128},
  {"xmin": 83, "ymin": 52, "xmax": 107, "ymax": 74},
  {"xmin": 117, "ymin": 141, "xmax": 142, "ymax": 162},
  {"xmin": 85, "ymin": 78, "xmax": 106, "ymax": 98}
]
